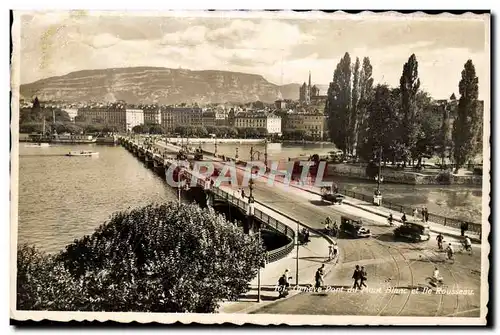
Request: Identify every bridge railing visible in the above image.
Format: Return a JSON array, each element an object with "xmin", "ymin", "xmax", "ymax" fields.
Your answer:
[{"xmin": 211, "ymin": 186, "xmax": 295, "ymax": 264}]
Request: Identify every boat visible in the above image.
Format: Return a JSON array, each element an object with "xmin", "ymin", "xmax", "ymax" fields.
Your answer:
[
  {"xmin": 52, "ymin": 134, "xmax": 97, "ymax": 144},
  {"xmin": 24, "ymin": 142, "xmax": 50, "ymax": 148},
  {"xmin": 65, "ymin": 151, "xmax": 99, "ymax": 157}
]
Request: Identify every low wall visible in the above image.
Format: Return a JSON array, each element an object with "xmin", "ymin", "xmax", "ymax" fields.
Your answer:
[
  {"xmin": 327, "ymin": 164, "xmax": 482, "ymax": 186},
  {"xmin": 167, "ymin": 137, "xmax": 265, "ymax": 144}
]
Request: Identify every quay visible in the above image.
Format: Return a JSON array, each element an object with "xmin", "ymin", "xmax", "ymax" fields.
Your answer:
[{"xmin": 118, "ymin": 136, "xmax": 483, "ymax": 316}]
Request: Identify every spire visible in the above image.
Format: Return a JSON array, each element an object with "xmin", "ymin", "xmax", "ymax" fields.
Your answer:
[{"xmin": 308, "ymin": 71, "xmax": 311, "ymax": 88}]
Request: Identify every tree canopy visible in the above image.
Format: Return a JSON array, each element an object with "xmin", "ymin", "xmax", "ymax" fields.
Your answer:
[{"xmin": 17, "ymin": 203, "xmax": 264, "ymax": 312}]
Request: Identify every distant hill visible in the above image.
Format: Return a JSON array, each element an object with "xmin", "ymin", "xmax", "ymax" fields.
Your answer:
[{"xmin": 19, "ymin": 67, "xmax": 302, "ymax": 105}]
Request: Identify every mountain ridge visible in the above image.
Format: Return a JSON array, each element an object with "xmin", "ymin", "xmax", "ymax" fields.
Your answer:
[{"xmin": 20, "ymin": 67, "xmax": 308, "ymax": 105}]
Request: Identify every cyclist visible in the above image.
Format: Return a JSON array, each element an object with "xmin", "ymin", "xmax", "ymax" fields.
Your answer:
[
  {"xmin": 436, "ymin": 233, "xmax": 444, "ymax": 250},
  {"xmin": 429, "ymin": 267, "xmax": 443, "ymax": 286},
  {"xmin": 387, "ymin": 214, "xmax": 394, "ymax": 226},
  {"xmin": 446, "ymin": 243, "xmax": 454, "ymax": 260}
]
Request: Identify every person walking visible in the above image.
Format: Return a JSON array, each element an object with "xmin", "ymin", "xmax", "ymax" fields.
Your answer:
[
  {"xmin": 315, "ymin": 264, "xmax": 325, "ymax": 291},
  {"xmin": 421, "ymin": 207, "xmax": 426, "ymax": 221},
  {"xmin": 360, "ymin": 266, "xmax": 368, "ymax": 288},
  {"xmin": 425, "ymin": 209, "xmax": 429, "ymax": 223},
  {"xmin": 413, "ymin": 208, "xmax": 418, "ymax": 218},
  {"xmin": 401, "ymin": 213, "xmax": 407, "ymax": 223},
  {"xmin": 352, "ymin": 265, "xmax": 362, "ymax": 290},
  {"xmin": 460, "ymin": 222, "xmax": 466, "ymax": 236},
  {"xmin": 328, "ymin": 244, "xmax": 334, "ymax": 261}
]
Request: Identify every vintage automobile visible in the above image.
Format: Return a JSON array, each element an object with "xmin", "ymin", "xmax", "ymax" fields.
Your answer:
[
  {"xmin": 320, "ymin": 186, "xmax": 345, "ymax": 204},
  {"xmin": 393, "ymin": 220, "xmax": 431, "ymax": 242},
  {"xmin": 340, "ymin": 216, "xmax": 371, "ymax": 238}
]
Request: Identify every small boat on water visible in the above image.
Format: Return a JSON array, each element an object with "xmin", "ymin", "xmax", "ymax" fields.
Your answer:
[
  {"xmin": 24, "ymin": 143, "xmax": 50, "ymax": 148},
  {"xmin": 65, "ymin": 151, "xmax": 99, "ymax": 157}
]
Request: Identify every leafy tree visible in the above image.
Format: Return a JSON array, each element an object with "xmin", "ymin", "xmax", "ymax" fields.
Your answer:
[
  {"xmin": 399, "ymin": 54, "xmax": 421, "ymax": 165},
  {"xmin": 452, "ymin": 60, "xmax": 481, "ymax": 172},
  {"xmin": 132, "ymin": 124, "xmax": 147, "ymax": 134},
  {"xmin": 358, "ymin": 85, "xmax": 400, "ymax": 162},
  {"xmin": 413, "ymin": 92, "xmax": 441, "ymax": 167},
  {"xmin": 148, "ymin": 124, "xmax": 164, "ymax": 134},
  {"xmin": 18, "ymin": 203, "xmax": 265, "ymax": 312},
  {"xmin": 325, "ymin": 52, "xmax": 352, "ymax": 154}
]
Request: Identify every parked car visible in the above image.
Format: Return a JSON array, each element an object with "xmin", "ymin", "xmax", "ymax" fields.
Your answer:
[
  {"xmin": 340, "ymin": 216, "xmax": 371, "ymax": 238},
  {"xmin": 393, "ymin": 221, "xmax": 431, "ymax": 242}
]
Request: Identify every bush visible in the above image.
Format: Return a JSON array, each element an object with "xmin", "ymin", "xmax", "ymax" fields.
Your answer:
[
  {"xmin": 436, "ymin": 171, "xmax": 452, "ymax": 184},
  {"xmin": 17, "ymin": 203, "xmax": 265, "ymax": 312}
]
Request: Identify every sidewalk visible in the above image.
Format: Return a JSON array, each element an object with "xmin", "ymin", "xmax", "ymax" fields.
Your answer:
[{"xmin": 217, "ymin": 185, "xmax": 339, "ymax": 314}]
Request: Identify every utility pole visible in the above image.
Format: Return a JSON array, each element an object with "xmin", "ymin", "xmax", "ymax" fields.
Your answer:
[{"xmin": 296, "ymin": 220, "xmax": 299, "ymax": 287}]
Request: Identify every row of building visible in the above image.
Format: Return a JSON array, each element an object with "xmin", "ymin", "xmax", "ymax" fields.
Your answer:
[{"xmin": 67, "ymin": 104, "xmax": 327, "ymax": 138}]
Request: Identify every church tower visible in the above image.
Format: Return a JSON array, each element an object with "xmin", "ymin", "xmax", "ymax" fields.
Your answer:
[{"xmin": 305, "ymin": 71, "xmax": 311, "ymax": 104}]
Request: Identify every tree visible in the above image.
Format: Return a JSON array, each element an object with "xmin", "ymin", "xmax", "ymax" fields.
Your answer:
[
  {"xmin": 355, "ymin": 57, "xmax": 375, "ymax": 156},
  {"xmin": 325, "ymin": 52, "xmax": 352, "ymax": 154},
  {"xmin": 357, "ymin": 85, "xmax": 400, "ymax": 163},
  {"xmin": 18, "ymin": 203, "xmax": 265, "ymax": 312},
  {"xmin": 452, "ymin": 60, "xmax": 481, "ymax": 173},
  {"xmin": 413, "ymin": 92, "xmax": 441, "ymax": 167},
  {"xmin": 348, "ymin": 57, "xmax": 361, "ymax": 155},
  {"xmin": 399, "ymin": 54, "xmax": 421, "ymax": 165}
]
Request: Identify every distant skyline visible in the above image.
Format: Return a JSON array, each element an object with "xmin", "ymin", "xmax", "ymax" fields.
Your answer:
[{"xmin": 18, "ymin": 11, "xmax": 489, "ymax": 100}]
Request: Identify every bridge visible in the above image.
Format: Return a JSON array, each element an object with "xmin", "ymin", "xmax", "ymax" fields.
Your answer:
[
  {"xmin": 120, "ymin": 136, "xmax": 297, "ymax": 265},
  {"xmin": 118, "ymin": 135, "xmax": 483, "ymax": 317}
]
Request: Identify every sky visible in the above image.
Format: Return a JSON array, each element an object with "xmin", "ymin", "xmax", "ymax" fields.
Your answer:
[{"xmin": 16, "ymin": 11, "xmax": 489, "ymax": 100}]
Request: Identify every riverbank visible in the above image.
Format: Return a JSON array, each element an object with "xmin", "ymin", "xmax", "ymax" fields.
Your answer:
[
  {"xmin": 327, "ymin": 163, "xmax": 482, "ymax": 186},
  {"xmin": 167, "ymin": 137, "xmax": 266, "ymax": 144}
]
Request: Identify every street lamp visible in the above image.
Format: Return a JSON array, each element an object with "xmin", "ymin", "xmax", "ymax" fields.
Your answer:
[
  {"xmin": 246, "ymin": 176, "xmax": 260, "ymax": 302},
  {"xmin": 374, "ymin": 146, "xmax": 383, "ymax": 206},
  {"xmin": 264, "ymin": 139, "xmax": 268, "ymax": 170}
]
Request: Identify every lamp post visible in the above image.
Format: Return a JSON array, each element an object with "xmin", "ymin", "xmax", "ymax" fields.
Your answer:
[
  {"xmin": 296, "ymin": 219, "xmax": 299, "ymax": 287},
  {"xmin": 214, "ymin": 139, "xmax": 218, "ymax": 156},
  {"xmin": 264, "ymin": 139, "xmax": 268, "ymax": 170},
  {"xmin": 247, "ymin": 176, "xmax": 260, "ymax": 302},
  {"xmin": 374, "ymin": 146, "xmax": 383, "ymax": 206}
]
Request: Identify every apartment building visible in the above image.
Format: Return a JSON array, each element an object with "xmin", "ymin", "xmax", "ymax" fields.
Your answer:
[
  {"xmin": 282, "ymin": 112, "xmax": 325, "ymax": 139},
  {"xmin": 234, "ymin": 111, "xmax": 282, "ymax": 134},
  {"xmin": 125, "ymin": 109, "xmax": 144, "ymax": 131},
  {"xmin": 161, "ymin": 107, "xmax": 203, "ymax": 131}
]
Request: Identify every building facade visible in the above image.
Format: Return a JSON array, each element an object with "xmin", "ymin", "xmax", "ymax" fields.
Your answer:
[
  {"xmin": 282, "ymin": 112, "xmax": 325, "ymax": 139},
  {"xmin": 125, "ymin": 109, "xmax": 144, "ymax": 131},
  {"xmin": 143, "ymin": 106, "xmax": 162, "ymax": 125},
  {"xmin": 77, "ymin": 104, "xmax": 127, "ymax": 131},
  {"xmin": 161, "ymin": 107, "xmax": 203, "ymax": 131},
  {"xmin": 234, "ymin": 111, "xmax": 282, "ymax": 134}
]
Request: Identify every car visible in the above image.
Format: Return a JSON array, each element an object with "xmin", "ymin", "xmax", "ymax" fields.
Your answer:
[
  {"xmin": 321, "ymin": 193, "xmax": 345, "ymax": 204},
  {"xmin": 340, "ymin": 216, "xmax": 371, "ymax": 238},
  {"xmin": 393, "ymin": 221, "xmax": 431, "ymax": 242}
]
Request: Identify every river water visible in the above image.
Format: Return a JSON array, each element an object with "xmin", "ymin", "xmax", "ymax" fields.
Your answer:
[
  {"xmin": 17, "ymin": 144, "xmax": 177, "ymax": 254},
  {"xmin": 199, "ymin": 141, "xmax": 484, "ymax": 224},
  {"xmin": 17, "ymin": 142, "xmax": 484, "ymax": 254}
]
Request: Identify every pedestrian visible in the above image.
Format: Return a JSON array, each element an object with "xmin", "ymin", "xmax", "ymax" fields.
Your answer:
[
  {"xmin": 413, "ymin": 208, "xmax": 418, "ymax": 218},
  {"xmin": 360, "ymin": 266, "xmax": 367, "ymax": 288},
  {"xmin": 401, "ymin": 213, "xmax": 407, "ymax": 223},
  {"xmin": 333, "ymin": 242, "xmax": 339, "ymax": 260},
  {"xmin": 328, "ymin": 244, "xmax": 334, "ymax": 261},
  {"xmin": 352, "ymin": 265, "xmax": 362, "ymax": 290},
  {"xmin": 425, "ymin": 209, "xmax": 429, "ymax": 223},
  {"xmin": 241, "ymin": 188, "xmax": 245, "ymax": 199},
  {"xmin": 315, "ymin": 264, "xmax": 325, "ymax": 291},
  {"xmin": 460, "ymin": 222, "xmax": 466, "ymax": 236},
  {"xmin": 421, "ymin": 207, "xmax": 426, "ymax": 221}
]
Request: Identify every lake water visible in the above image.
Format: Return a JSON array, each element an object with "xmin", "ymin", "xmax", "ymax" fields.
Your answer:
[
  {"xmin": 16, "ymin": 142, "xmax": 484, "ymax": 254},
  {"xmin": 17, "ymin": 144, "xmax": 177, "ymax": 254}
]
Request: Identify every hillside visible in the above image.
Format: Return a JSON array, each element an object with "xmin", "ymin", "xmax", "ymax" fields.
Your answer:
[{"xmin": 20, "ymin": 67, "xmax": 302, "ymax": 105}]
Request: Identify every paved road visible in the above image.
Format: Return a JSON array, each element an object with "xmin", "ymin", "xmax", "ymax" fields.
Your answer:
[
  {"xmin": 223, "ymin": 167, "xmax": 482, "ymax": 317},
  {"xmin": 142, "ymin": 138, "xmax": 482, "ymax": 317}
]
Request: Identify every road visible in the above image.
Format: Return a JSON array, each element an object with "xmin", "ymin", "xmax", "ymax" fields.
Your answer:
[
  {"xmin": 148, "ymin": 137, "xmax": 482, "ymax": 317},
  {"xmin": 221, "ymin": 164, "xmax": 482, "ymax": 317}
]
